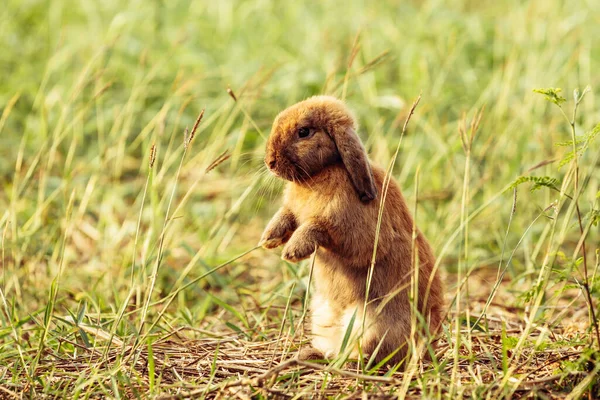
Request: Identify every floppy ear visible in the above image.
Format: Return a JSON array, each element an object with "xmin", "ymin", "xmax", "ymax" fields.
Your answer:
[{"xmin": 329, "ymin": 126, "xmax": 378, "ymax": 202}]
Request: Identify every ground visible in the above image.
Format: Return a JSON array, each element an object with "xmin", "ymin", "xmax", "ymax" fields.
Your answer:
[{"xmin": 1, "ymin": 0, "xmax": 599, "ymax": 398}]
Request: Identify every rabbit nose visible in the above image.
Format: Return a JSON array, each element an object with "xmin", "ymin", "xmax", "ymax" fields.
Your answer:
[{"xmin": 266, "ymin": 156, "xmax": 276, "ymax": 169}]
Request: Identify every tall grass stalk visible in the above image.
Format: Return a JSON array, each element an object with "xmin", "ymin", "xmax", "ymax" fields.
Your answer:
[
  {"xmin": 128, "ymin": 245, "xmax": 261, "ymax": 358},
  {"xmin": 562, "ymin": 88, "xmax": 600, "ymax": 347},
  {"xmin": 101, "ymin": 144, "xmax": 157, "ymax": 363},
  {"xmin": 361, "ymin": 95, "xmax": 421, "ymax": 359},
  {"xmin": 472, "ymin": 196, "xmax": 550, "ymax": 330},
  {"xmin": 450, "ymin": 108, "xmax": 483, "ymax": 396},
  {"xmin": 30, "ymin": 191, "xmax": 75, "ymax": 379},
  {"xmin": 397, "ymin": 166, "xmax": 425, "ymax": 397},
  {"xmin": 341, "ymin": 32, "xmax": 361, "ymax": 101},
  {"xmin": 136, "ymin": 110, "xmax": 204, "ymax": 343},
  {"xmin": 409, "ymin": 165, "xmax": 421, "ymax": 354}
]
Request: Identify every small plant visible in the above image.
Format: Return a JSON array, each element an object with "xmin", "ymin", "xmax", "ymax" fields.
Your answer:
[{"xmin": 511, "ymin": 86, "xmax": 600, "ymax": 350}]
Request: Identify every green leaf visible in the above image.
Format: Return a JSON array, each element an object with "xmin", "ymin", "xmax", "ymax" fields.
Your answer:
[
  {"xmin": 589, "ymin": 209, "xmax": 599, "ymax": 227},
  {"xmin": 370, "ymin": 346, "xmax": 402, "ymax": 372},
  {"xmin": 78, "ymin": 328, "xmax": 91, "ymax": 348},
  {"xmin": 589, "ymin": 122, "xmax": 600, "ymax": 138},
  {"xmin": 339, "ymin": 308, "xmax": 357, "ymax": 354},
  {"xmin": 0, "ymin": 310, "xmax": 43, "ymax": 339},
  {"xmin": 555, "ymin": 138, "xmax": 585, "ymax": 147},
  {"xmin": 225, "ymin": 322, "xmax": 247, "ymax": 338},
  {"xmin": 501, "ymin": 322, "xmax": 508, "ymax": 374},
  {"xmin": 459, "ymin": 315, "xmax": 487, "ymax": 332},
  {"xmin": 365, "ymin": 331, "xmax": 389, "ymax": 370},
  {"xmin": 533, "ymin": 88, "xmax": 566, "ymax": 106},
  {"xmin": 508, "ymin": 175, "xmax": 559, "ymax": 192},
  {"xmin": 147, "ymin": 338, "xmax": 155, "ymax": 392},
  {"xmin": 559, "ymin": 150, "xmax": 575, "ymax": 168},
  {"xmin": 557, "ymin": 123, "xmax": 600, "ymax": 166},
  {"xmin": 180, "ymin": 307, "xmax": 194, "ymax": 326},
  {"xmin": 77, "ymin": 301, "xmax": 86, "ymax": 325},
  {"xmin": 209, "ymin": 294, "xmax": 249, "ymax": 328}
]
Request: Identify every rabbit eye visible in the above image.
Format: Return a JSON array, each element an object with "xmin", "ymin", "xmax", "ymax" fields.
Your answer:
[{"xmin": 298, "ymin": 127, "xmax": 311, "ymax": 138}]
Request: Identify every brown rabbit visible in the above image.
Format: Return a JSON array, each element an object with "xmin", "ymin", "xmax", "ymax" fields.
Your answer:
[{"xmin": 259, "ymin": 96, "xmax": 443, "ymax": 366}]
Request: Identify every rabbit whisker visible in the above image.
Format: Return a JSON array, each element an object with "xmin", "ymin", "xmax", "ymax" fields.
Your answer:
[{"xmin": 293, "ymin": 162, "xmax": 316, "ymax": 190}]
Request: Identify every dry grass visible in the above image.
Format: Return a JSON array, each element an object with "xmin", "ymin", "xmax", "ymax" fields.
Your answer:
[{"xmin": 4, "ymin": 282, "xmax": 595, "ymax": 399}]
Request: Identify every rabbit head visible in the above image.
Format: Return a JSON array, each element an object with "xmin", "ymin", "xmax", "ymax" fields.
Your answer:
[{"xmin": 265, "ymin": 96, "xmax": 377, "ymax": 202}]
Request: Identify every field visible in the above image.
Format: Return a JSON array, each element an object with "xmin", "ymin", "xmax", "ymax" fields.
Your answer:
[{"xmin": 1, "ymin": 0, "xmax": 600, "ymax": 398}]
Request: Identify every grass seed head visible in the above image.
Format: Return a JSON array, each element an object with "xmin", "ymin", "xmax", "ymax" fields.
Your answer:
[
  {"xmin": 227, "ymin": 86, "xmax": 237, "ymax": 102},
  {"xmin": 185, "ymin": 109, "xmax": 205, "ymax": 149},
  {"xmin": 149, "ymin": 143, "xmax": 157, "ymax": 168},
  {"xmin": 205, "ymin": 150, "xmax": 231, "ymax": 173},
  {"xmin": 183, "ymin": 127, "xmax": 189, "ymax": 149}
]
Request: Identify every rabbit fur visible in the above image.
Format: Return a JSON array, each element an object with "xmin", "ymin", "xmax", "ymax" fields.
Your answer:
[{"xmin": 259, "ymin": 96, "xmax": 443, "ymax": 366}]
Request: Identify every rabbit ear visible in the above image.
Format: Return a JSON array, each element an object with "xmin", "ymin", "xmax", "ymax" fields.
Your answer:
[{"xmin": 330, "ymin": 126, "xmax": 378, "ymax": 202}]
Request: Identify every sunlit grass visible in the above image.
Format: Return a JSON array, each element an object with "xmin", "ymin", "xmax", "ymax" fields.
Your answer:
[{"xmin": 1, "ymin": 0, "xmax": 599, "ymax": 398}]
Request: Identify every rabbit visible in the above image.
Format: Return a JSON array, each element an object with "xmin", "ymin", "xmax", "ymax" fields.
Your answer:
[{"xmin": 259, "ymin": 95, "xmax": 443, "ymax": 366}]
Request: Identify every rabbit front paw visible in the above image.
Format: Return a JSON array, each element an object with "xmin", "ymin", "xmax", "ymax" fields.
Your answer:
[
  {"xmin": 259, "ymin": 223, "xmax": 293, "ymax": 249},
  {"xmin": 259, "ymin": 208, "xmax": 297, "ymax": 249},
  {"xmin": 259, "ymin": 232, "xmax": 288, "ymax": 249},
  {"xmin": 282, "ymin": 238, "xmax": 316, "ymax": 262}
]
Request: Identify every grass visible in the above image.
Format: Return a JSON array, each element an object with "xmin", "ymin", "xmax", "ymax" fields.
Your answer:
[{"xmin": 1, "ymin": 0, "xmax": 600, "ymax": 398}]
